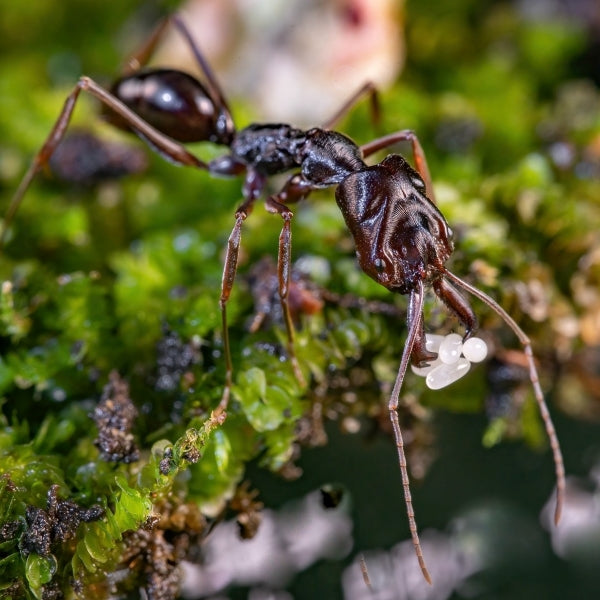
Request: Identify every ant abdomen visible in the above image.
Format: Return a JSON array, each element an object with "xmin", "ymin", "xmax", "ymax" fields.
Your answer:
[{"xmin": 107, "ymin": 69, "xmax": 233, "ymax": 145}]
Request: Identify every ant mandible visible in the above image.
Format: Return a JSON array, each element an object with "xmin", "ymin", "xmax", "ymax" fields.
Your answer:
[{"xmin": 1, "ymin": 15, "xmax": 565, "ymax": 584}]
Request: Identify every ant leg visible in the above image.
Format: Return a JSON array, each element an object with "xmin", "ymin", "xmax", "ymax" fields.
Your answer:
[
  {"xmin": 122, "ymin": 17, "xmax": 172, "ymax": 74},
  {"xmin": 411, "ymin": 311, "xmax": 437, "ymax": 367},
  {"xmin": 121, "ymin": 14, "xmax": 232, "ymax": 121},
  {"xmin": 217, "ymin": 170, "xmax": 266, "ymax": 413},
  {"xmin": 171, "ymin": 15, "xmax": 232, "ymax": 116},
  {"xmin": 432, "ymin": 277, "xmax": 478, "ymax": 339},
  {"xmin": 1, "ymin": 76, "xmax": 208, "ymax": 246},
  {"xmin": 218, "ymin": 211, "xmax": 246, "ymax": 413},
  {"xmin": 443, "ymin": 269, "xmax": 565, "ymax": 525},
  {"xmin": 278, "ymin": 173, "xmax": 314, "ymax": 204},
  {"xmin": 360, "ymin": 130, "xmax": 434, "ymax": 202},
  {"xmin": 264, "ymin": 195, "xmax": 306, "ymax": 387},
  {"xmin": 320, "ymin": 81, "xmax": 381, "ymax": 130},
  {"xmin": 389, "ymin": 279, "xmax": 432, "ymax": 584}
]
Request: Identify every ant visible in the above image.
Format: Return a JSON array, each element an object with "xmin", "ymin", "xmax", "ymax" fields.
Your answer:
[{"xmin": 1, "ymin": 15, "xmax": 565, "ymax": 584}]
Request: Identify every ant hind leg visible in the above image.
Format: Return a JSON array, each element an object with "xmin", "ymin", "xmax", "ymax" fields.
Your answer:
[
  {"xmin": 122, "ymin": 16, "xmax": 172, "ymax": 75},
  {"xmin": 171, "ymin": 15, "xmax": 232, "ymax": 116},
  {"xmin": 0, "ymin": 76, "xmax": 207, "ymax": 247},
  {"xmin": 122, "ymin": 13, "xmax": 232, "ymax": 119}
]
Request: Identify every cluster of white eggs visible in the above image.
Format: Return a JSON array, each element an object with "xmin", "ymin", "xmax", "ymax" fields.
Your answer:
[{"xmin": 410, "ymin": 333, "xmax": 488, "ymax": 390}]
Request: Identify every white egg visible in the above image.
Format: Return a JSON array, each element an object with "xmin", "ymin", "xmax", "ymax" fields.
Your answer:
[
  {"xmin": 438, "ymin": 333, "xmax": 463, "ymax": 364},
  {"xmin": 424, "ymin": 333, "xmax": 445, "ymax": 353},
  {"xmin": 462, "ymin": 337, "xmax": 488, "ymax": 363},
  {"xmin": 425, "ymin": 358, "xmax": 471, "ymax": 390},
  {"xmin": 410, "ymin": 357, "xmax": 442, "ymax": 377}
]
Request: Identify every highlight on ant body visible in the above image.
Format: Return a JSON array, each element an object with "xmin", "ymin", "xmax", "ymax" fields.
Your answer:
[{"xmin": 0, "ymin": 14, "xmax": 565, "ymax": 584}]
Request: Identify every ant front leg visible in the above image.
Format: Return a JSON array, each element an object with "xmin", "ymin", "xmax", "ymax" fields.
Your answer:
[
  {"xmin": 276, "ymin": 173, "xmax": 313, "ymax": 205},
  {"xmin": 389, "ymin": 280, "xmax": 432, "ymax": 584},
  {"xmin": 264, "ymin": 195, "xmax": 306, "ymax": 388},
  {"xmin": 361, "ymin": 130, "xmax": 435, "ymax": 202},
  {"xmin": 0, "ymin": 77, "xmax": 207, "ymax": 247},
  {"xmin": 410, "ymin": 309, "xmax": 437, "ymax": 368}
]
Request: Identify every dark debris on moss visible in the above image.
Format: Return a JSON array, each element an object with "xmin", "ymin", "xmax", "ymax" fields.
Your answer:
[{"xmin": 92, "ymin": 371, "xmax": 140, "ymax": 464}]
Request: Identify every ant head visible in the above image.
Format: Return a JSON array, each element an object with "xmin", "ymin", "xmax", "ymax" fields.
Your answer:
[{"xmin": 335, "ymin": 154, "xmax": 454, "ymax": 295}]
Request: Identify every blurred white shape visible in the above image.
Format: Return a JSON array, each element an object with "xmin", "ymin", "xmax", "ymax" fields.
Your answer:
[
  {"xmin": 180, "ymin": 488, "xmax": 353, "ymax": 598},
  {"xmin": 155, "ymin": 0, "xmax": 404, "ymax": 125},
  {"xmin": 248, "ymin": 588, "xmax": 294, "ymax": 600},
  {"xmin": 342, "ymin": 529, "xmax": 482, "ymax": 600},
  {"xmin": 343, "ymin": 501, "xmax": 549, "ymax": 599},
  {"xmin": 541, "ymin": 470, "xmax": 600, "ymax": 566}
]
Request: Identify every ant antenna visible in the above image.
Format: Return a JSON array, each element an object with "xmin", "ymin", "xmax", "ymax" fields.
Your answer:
[{"xmin": 443, "ymin": 269, "xmax": 565, "ymax": 524}]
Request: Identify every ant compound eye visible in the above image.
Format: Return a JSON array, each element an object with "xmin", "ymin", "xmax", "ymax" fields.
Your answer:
[
  {"xmin": 411, "ymin": 175, "xmax": 426, "ymax": 191},
  {"xmin": 374, "ymin": 257, "xmax": 386, "ymax": 273}
]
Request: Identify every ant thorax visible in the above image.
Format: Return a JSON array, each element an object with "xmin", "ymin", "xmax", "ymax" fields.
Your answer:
[{"xmin": 229, "ymin": 124, "xmax": 307, "ymax": 174}]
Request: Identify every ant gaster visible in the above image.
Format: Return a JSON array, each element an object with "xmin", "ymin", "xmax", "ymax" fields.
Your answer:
[{"xmin": 1, "ymin": 15, "xmax": 565, "ymax": 584}]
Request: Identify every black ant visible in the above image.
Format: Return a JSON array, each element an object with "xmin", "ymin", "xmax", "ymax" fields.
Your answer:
[{"xmin": 1, "ymin": 15, "xmax": 565, "ymax": 584}]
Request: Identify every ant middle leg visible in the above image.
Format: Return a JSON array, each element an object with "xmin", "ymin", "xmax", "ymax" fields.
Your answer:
[
  {"xmin": 264, "ymin": 195, "xmax": 306, "ymax": 387},
  {"xmin": 218, "ymin": 171, "xmax": 267, "ymax": 412},
  {"xmin": 0, "ymin": 76, "xmax": 208, "ymax": 247},
  {"xmin": 360, "ymin": 130, "xmax": 434, "ymax": 202}
]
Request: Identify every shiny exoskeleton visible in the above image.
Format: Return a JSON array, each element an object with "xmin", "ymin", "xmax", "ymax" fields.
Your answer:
[{"xmin": 1, "ymin": 15, "xmax": 565, "ymax": 584}]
